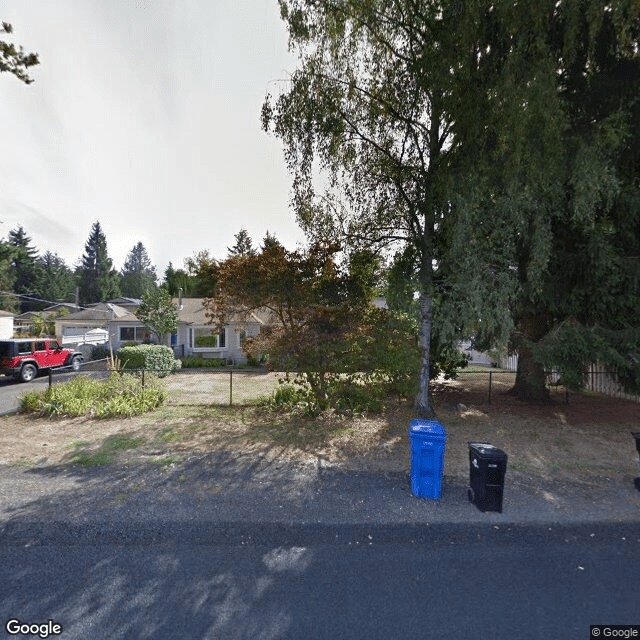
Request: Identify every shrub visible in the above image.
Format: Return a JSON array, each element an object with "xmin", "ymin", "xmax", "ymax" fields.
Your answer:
[
  {"xmin": 270, "ymin": 383, "xmax": 311, "ymax": 407},
  {"xmin": 116, "ymin": 344, "xmax": 181, "ymax": 377},
  {"xmin": 328, "ymin": 378, "xmax": 385, "ymax": 414},
  {"xmin": 19, "ymin": 373, "xmax": 167, "ymax": 418},
  {"xmin": 91, "ymin": 346, "xmax": 110, "ymax": 361}
]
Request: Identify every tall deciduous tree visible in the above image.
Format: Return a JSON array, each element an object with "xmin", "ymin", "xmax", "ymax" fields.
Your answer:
[
  {"xmin": 185, "ymin": 250, "xmax": 219, "ymax": 297},
  {"xmin": 77, "ymin": 222, "xmax": 120, "ymax": 305},
  {"xmin": 0, "ymin": 22, "xmax": 39, "ymax": 84},
  {"xmin": 263, "ymin": 1, "xmax": 515, "ymax": 416},
  {"xmin": 120, "ymin": 242, "xmax": 157, "ymax": 298}
]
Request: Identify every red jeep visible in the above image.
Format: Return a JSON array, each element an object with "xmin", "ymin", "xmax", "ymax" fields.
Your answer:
[{"xmin": 0, "ymin": 339, "xmax": 83, "ymax": 382}]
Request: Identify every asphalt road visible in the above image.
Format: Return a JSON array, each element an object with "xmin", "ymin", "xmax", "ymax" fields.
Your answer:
[
  {"xmin": 0, "ymin": 366, "xmax": 108, "ymax": 414},
  {"xmin": 1, "ymin": 521, "xmax": 639, "ymax": 639},
  {"xmin": 0, "ymin": 374, "xmax": 48, "ymax": 414}
]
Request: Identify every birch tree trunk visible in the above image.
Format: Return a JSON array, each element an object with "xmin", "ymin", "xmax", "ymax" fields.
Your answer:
[{"xmin": 415, "ymin": 293, "xmax": 434, "ymax": 418}]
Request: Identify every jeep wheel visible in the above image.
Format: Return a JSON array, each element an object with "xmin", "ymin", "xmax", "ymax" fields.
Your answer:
[
  {"xmin": 20, "ymin": 364, "xmax": 37, "ymax": 383},
  {"xmin": 70, "ymin": 355, "xmax": 82, "ymax": 372}
]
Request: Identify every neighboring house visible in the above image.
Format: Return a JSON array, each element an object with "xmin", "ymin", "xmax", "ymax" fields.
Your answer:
[
  {"xmin": 0, "ymin": 310, "xmax": 14, "ymax": 339},
  {"xmin": 13, "ymin": 311, "xmax": 40, "ymax": 336},
  {"xmin": 55, "ymin": 302, "xmax": 146, "ymax": 350},
  {"xmin": 100, "ymin": 297, "xmax": 142, "ymax": 313},
  {"xmin": 56, "ymin": 298, "xmax": 266, "ymax": 364},
  {"xmin": 14, "ymin": 304, "xmax": 81, "ymax": 337},
  {"xmin": 459, "ymin": 340, "xmax": 518, "ymax": 371}
]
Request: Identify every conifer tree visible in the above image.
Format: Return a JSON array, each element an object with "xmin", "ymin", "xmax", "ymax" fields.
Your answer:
[
  {"xmin": 120, "ymin": 242, "xmax": 157, "ymax": 298},
  {"xmin": 0, "ymin": 22, "xmax": 39, "ymax": 84},
  {"xmin": 227, "ymin": 228, "xmax": 256, "ymax": 257},
  {"xmin": 77, "ymin": 222, "xmax": 120, "ymax": 305}
]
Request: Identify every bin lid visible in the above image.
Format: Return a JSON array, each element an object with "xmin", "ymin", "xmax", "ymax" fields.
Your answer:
[
  {"xmin": 469, "ymin": 442, "xmax": 507, "ymax": 459},
  {"xmin": 409, "ymin": 419, "xmax": 446, "ymax": 440}
]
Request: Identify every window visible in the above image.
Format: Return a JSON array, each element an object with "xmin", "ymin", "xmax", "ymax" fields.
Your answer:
[
  {"xmin": 17, "ymin": 342, "xmax": 32, "ymax": 355},
  {"xmin": 193, "ymin": 327, "xmax": 226, "ymax": 349},
  {"xmin": 120, "ymin": 326, "xmax": 149, "ymax": 342}
]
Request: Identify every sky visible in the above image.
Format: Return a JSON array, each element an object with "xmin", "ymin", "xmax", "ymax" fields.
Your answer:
[{"xmin": 0, "ymin": 0, "xmax": 304, "ymax": 278}]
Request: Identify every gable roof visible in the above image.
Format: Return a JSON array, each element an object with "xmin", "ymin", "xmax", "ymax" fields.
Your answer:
[
  {"xmin": 60, "ymin": 302, "xmax": 138, "ymax": 323},
  {"xmin": 173, "ymin": 298, "xmax": 266, "ymax": 326}
]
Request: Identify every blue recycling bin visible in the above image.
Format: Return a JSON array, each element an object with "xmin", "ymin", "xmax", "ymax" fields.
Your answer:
[{"xmin": 409, "ymin": 419, "xmax": 446, "ymax": 499}]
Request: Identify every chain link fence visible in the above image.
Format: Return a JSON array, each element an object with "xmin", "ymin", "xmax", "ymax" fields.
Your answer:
[
  {"xmin": 450, "ymin": 367, "xmax": 640, "ymax": 404},
  {"xmin": 47, "ymin": 363, "xmax": 283, "ymax": 406},
  {"xmin": 164, "ymin": 369, "xmax": 283, "ymax": 406},
  {"xmin": 445, "ymin": 369, "xmax": 569, "ymax": 404},
  {"xmin": 45, "ymin": 362, "xmax": 639, "ymax": 407}
]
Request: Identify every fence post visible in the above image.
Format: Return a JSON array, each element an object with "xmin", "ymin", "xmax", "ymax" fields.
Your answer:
[
  {"xmin": 229, "ymin": 369, "xmax": 233, "ymax": 406},
  {"xmin": 488, "ymin": 370, "xmax": 492, "ymax": 405},
  {"xmin": 142, "ymin": 369, "xmax": 145, "ymax": 389},
  {"xmin": 49, "ymin": 370, "xmax": 53, "ymax": 389}
]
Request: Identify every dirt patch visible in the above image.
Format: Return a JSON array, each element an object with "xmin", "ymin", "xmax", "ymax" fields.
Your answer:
[{"xmin": 1, "ymin": 378, "xmax": 638, "ymax": 494}]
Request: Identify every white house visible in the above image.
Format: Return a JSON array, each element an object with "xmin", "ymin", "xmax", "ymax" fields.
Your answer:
[
  {"xmin": 55, "ymin": 298, "xmax": 266, "ymax": 364},
  {"xmin": 171, "ymin": 297, "xmax": 265, "ymax": 363}
]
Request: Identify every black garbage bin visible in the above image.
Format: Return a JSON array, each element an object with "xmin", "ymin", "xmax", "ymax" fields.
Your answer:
[{"xmin": 468, "ymin": 442, "xmax": 508, "ymax": 513}]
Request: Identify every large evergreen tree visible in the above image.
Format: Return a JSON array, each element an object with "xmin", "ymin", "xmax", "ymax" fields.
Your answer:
[
  {"xmin": 39, "ymin": 251, "xmax": 77, "ymax": 306},
  {"xmin": 120, "ymin": 242, "xmax": 157, "ymax": 298},
  {"xmin": 461, "ymin": 1, "xmax": 640, "ymax": 400},
  {"xmin": 163, "ymin": 262, "xmax": 195, "ymax": 297},
  {"xmin": 77, "ymin": 222, "xmax": 120, "ymax": 305},
  {"xmin": 0, "ymin": 239, "xmax": 18, "ymax": 313},
  {"xmin": 7, "ymin": 226, "xmax": 44, "ymax": 311},
  {"xmin": 227, "ymin": 228, "xmax": 256, "ymax": 257}
]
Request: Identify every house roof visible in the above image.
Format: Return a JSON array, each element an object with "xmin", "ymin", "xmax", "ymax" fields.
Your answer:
[
  {"xmin": 59, "ymin": 303, "xmax": 138, "ymax": 323},
  {"xmin": 0, "ymin": 310, "xmax": 14, "ymax": 318},
  {"xmin": 173, "ymin": 298, "xmax": 266, "ymax": 326},
  {"xmin": 106, "ymin": 297, "xmax": 142, "ymax": 307}
]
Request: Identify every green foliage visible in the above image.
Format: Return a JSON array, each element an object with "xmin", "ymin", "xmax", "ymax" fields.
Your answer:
[
  {"xmin": 38, "ymin": 252, "xmax": 76, "ymax": 306},
  {"xmin": 116, "ymin": 344, "xmax": 181, "ymax": 376},
  {"xmin": 77, "ymin": 221, "xmax": 120, "ymax": 305},
  {"xmin": 326, "ymin": 378, "xmax": 385, "ymax": 415},
  {"xmin": 19, "ymin": 373, "xmax": 166, "ymax": 418},
  {"xmin": 91, "ymin": 346, "xmax": 111, "ymax": 361},
  {"xmin": 120, "ymin": 242, "xmax": 157, "ymax": 298},
  {"xmin": 0, "ymin": 22, "xmax": 39, "ymax": 84},
  {"xmin": 194, "ymin": 335, "xmax": 219, "ymax": 347},
  {"xmin": 270, "ymin": 383, "xmax": 312, "ymax": 407},
  {"xmin": 535, "ymin": 321, "xmax": 640, "ymax": 393},
  {"xmin": 163, "ymin": 262, "xmax": 196, "ymax": 297},
  {"xmin": 227, "ymin": 228, "xmax": 256, "ymax": 257},
  {"xmin": 136, "ymin": 287, "xmax": 179, "ymax": 341}
]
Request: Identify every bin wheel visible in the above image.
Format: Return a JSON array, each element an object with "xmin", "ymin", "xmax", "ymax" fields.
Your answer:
[{"xmin": 467, "ymin": 488, "xmax": 475, "ymax": 503}]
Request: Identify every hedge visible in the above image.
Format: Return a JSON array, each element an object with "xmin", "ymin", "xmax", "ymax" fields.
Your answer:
[{"xmin": 116, "ymin": 344, "xmax": 181, "ymax": 377}]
